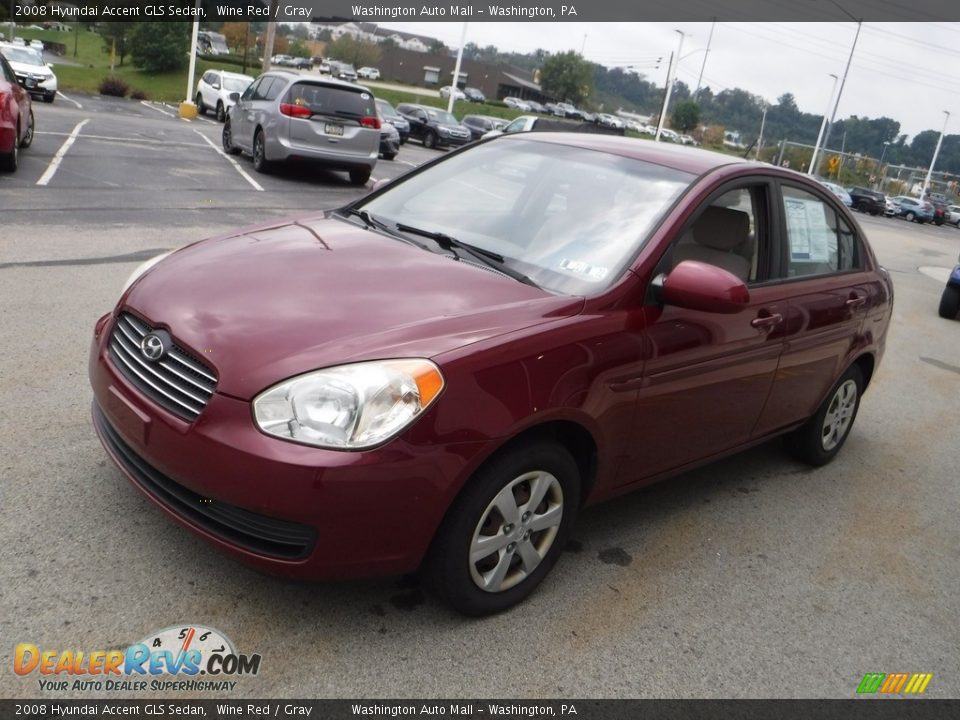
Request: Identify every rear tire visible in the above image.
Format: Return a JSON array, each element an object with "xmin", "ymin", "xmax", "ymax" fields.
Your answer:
[
  {"xmin": 939, "ymin": 284, "xmax": 960, "ymax": 320},
  {"xmin": 0, "ymin": 126, "xmax": 19, "ymax": 172},
  {"xmin": 252, "ymin": 129, "xmax": 270, "ymax": 173},
  {"xmin": 348, "ymin": 168, "xmax": 371, "ymax": 185},
  {"xmin": 786, "ymin": 364, "xmax": 863, "ymax": 467},
  {"xmin": 20, "ymin": 110, "xmax": 34, "ymax": 149},
  {"xmin": 382, "ymin": 152, "xmax": 396, "ymax": 161},
  {"xmin": 424, "ymin": 441, "xmax": 580, "ymax": 616}
]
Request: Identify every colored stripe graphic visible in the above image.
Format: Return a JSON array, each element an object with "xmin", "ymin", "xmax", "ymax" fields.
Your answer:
[
  {"xmin": 858, "ymin": 672, "xmax": 933, "ymax": 694},
  {"xmin": 857, "ymin": 673, "xmax": 885, "ymax": 694}
]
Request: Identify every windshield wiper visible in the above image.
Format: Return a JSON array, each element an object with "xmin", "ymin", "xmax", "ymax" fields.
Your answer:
[
  {"xmin": 339, "ymin": 208, "xmax": 431, "ymax": 250},
  {"xmin": 394, "ymin": 223, "xmax": 538, "ymax": 287}
]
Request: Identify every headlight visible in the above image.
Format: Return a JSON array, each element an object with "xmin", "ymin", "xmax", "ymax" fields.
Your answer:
[
  {"xmin": 253, "ymin": 359, "xmax": 445, "ymax": 449},
  {"xmin": 121, "ymin": 251, "xmax": 173, "ymax": 293}
]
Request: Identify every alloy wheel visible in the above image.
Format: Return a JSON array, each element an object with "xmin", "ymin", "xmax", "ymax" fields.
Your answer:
[
  {"xmin": 468, "ymin": 470, "xmax": 563, "ymax": 593},
  {"xmin": 821, "ymin": 379, "xmax": 858, "ymax": 451}
]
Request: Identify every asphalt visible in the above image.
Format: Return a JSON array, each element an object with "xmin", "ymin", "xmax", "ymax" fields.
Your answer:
[{"xmin": 1, "ymin": 96, "xmax": 959, "ymax": 700}]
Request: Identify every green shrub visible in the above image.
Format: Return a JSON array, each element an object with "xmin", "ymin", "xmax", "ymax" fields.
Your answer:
[
  {"xmin": 98, "ymin": 76, "xmax": 129, "ymax": 97},
  {"xmin": 130, "ymin": 89, "xmax": 148, "ymax": 100}
]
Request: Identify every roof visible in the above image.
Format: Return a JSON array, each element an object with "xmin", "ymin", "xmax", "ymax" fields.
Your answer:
[
  {"xmin": 501, "ymin": 133, "xmax": 753, "ymax": 176},
  {"xmin": 500, "ymin": 72, "xmax": 541, "ymax": 92}
]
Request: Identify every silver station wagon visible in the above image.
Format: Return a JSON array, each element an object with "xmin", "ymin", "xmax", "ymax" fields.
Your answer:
[{"xmin": 222, "ymin": 71, "xmax": 381, "ymax": 185}]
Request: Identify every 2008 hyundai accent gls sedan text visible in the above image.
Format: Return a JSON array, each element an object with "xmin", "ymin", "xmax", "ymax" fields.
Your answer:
[{"xmin": 90, "ymin": 134, "xmax": 893, "ymax": 615}]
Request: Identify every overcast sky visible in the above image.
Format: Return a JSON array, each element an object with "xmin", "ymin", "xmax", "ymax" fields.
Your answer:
[{"xmin": 377, "ymin": 21, "xmax": 959, "ymax": 139}]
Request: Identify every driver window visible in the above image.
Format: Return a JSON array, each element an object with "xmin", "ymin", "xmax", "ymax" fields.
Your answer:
[
  {"xmin": 240, "ymin": 78, "xmax": 260, "ymax": 101},
  {"xmin": 667, "ymin": 187, "xmax": 762, "ymax": 283}
]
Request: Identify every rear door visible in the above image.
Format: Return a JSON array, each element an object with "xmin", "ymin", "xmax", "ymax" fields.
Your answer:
[
  {"xmin": 753, "ymin": 182, "xmax": 874, "ymax": 435},
  {"xmin": 231, "ymin": 76, "xmax": 265, "ymax": 150}
]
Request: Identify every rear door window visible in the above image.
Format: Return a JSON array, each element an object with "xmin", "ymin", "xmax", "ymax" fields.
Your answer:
[
  {"xmin": 284, "ymin": 82, "xmax": 374, "ymax": 120},
  {"xmin": 781, "ymin": 185, "xmax": 861, "ymax": 277}
]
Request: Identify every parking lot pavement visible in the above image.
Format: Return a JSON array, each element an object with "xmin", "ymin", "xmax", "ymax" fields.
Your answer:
[{"xmin": 2, "ymin": 109, "xmax": 960, "ymax": 699}]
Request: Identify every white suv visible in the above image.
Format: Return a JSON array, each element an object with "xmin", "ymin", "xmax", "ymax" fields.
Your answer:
[
  {"xmin": 0, "ymin": 43, "xmax": 57, "ymax": 103},
  {"xmin": 196, "ymin": 69, "xmax": 254, "ymax": 122}
]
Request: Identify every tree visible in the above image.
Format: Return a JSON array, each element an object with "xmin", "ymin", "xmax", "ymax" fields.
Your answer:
[
  {"xmin": 221, "ymin": 22, "xmax": 248, "ymax": 54},
  {"xmin": 671, "ymin": 100, "xmax": 701, "ymax": 133},
  {"xmin": 540, "ymin": 50, "xmax": 593, "ymax": 106},
  {"xmin": 289, "ymin": 40, "xmax": 310, "ymax": 58},
  {"xmin": 100, "ymin": 22, "xmax": 135, "ymax": 67},
  {"xmin": 130, "ymin": 22, "xmax": 189, "ymax": 74},
  {"xmin": 326, "ymin": 35, "xmax": 381, "ymax": 68},
  {"xmin": 272, "ymin": 35, "xmax": 289, "ymax": 55},
  {"xmin": 428, "ymin": 39, "xmax": 449, "ymax": 55}
]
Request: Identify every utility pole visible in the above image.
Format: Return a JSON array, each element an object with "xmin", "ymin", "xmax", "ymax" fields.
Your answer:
[
  {"xmin": 820, "ymin": 20, "xmax": 861, "ymax": 174},
  {"xmin": 694, "ymin": 18, "xmax": 715, "ymax": 100},
  {"xmin": 922, "ymin": 111, "xmax": 950, "ymax": 197},
  {"xmin": 756, "ymin": 104, "xmax": 767, "ymax": 161},
  {"xmin": 656, "ymin": 30, "xmax": 685, "ymax": 142},
  {"xmin": 808, "ymin": 73, "xmax": 838, "ymax": 177},
  {"xmin": 262, "ymin": 5, "xmax": 277, "ymax": 73}
]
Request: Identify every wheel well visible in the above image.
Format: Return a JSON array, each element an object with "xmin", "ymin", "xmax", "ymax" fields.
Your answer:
[
  {"xmin": 479, "ymin": 421, "xmax": 598, "ymax": 506},
  {"xmin": 853, "ymin": 353, "xmax": 876, "ymax": 391}
]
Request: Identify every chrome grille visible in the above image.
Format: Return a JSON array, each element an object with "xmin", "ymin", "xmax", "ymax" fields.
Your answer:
[{"xmin": 108, "ymin": 313, "xmax": 217, "ymax": 422}]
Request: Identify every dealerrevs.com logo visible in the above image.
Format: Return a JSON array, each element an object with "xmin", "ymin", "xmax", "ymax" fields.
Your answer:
[{"xmin": 14, "ymin": 624, "xmax": 261, "ymax": 692}]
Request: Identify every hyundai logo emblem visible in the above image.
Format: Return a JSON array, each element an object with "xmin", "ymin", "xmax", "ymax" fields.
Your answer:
[{"xmin": 140, "ymin": 333, "xmax": 167, "ymax": 362}]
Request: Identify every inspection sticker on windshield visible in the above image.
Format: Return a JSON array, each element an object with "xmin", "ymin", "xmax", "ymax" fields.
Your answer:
[{"xmin": 560, "ymin": 259, "xmax": 609, "ymax": 281}]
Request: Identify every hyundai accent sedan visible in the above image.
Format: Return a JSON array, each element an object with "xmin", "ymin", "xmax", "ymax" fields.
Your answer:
[{"xmin": 90, "ymin": 134, "xmax": 892, "ymax": 615}]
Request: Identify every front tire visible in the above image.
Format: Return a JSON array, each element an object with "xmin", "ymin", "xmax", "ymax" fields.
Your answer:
[
  {"xmin": 252, "ymin": 129, "xmax": 270, "ymax": 173},
  {"xmin": 43, "ymin": 92, "xmax": 55, "ymax": 104},
  {"xmin": 216, "ymin": 101, "xmax": 225, "ymax": 123},
  {"xmin": 905, "ymin": 211, "xmax": 916, "ymax": 223},
  {"xmin": 425, "ymin": 441, "xmax": 580, "ymax": 616},
  {"xmin": 786, "ymin": 365, "xmax": 863, "ymax": 466},
  {"xmin": 195, "ymin": 93, "xmax": 206, "ymax": 115},
  {"xmin": 423, "ymin": 130, "xmax": 438, "ymax": 149},
  {"xmin": 939, "ymin": 284, "xmax": 960, "ymax": 319}
]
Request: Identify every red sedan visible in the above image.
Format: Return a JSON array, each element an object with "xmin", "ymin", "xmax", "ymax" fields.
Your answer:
[
  {"xmin": 90, "ymin": 134, "xmax": 893, "ymax": 615},
  {"xmin": 0, "ymin": 52, "xmax": 33, "ymax": 172}
]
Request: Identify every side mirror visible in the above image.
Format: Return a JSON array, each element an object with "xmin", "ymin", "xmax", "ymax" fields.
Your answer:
[
  {"xmin": 228, "ymin": 92, "xmax": 240, "ymax": 102},
  {"xmin": 212, "ymin": 82, "xmax": 221, "ymax": 90},
  {"xmin": 659, "ymin": 260, "xmax": 750, "ymax": 314}
]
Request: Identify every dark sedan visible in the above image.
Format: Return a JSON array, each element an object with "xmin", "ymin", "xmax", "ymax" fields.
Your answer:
[
  {"xmin": 90, "ymin": 135, "xmax": 892, "ymax": 616},
  {"xmin": 395, "ymin": 102, "xmax": 470, "ymax": 149},
  {"xmin": 461, "ymin": 114, "xmax": 506, "ymax": 141}
]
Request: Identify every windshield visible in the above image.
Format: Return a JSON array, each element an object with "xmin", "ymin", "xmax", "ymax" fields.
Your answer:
[
  {"xmin": 425, "ymin": 108, "xmax": 458, "ymax": 125},
  {"xmin": 2, "ymin": 47, "xmax": 43, "ymax": 66},
  {"xmin": 376, "ymin": 100, "xmax": 399, "ymax": 117},
  {"xmin": 360, "ymin": 139, "xmax": 693, "ymax": 295},
  {"xmin": 223, "ymin": 76, "xmax": 252, "ymax": 92}
]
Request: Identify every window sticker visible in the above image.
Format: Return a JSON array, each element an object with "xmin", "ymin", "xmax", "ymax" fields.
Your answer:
[
  {"xmin": 559, "ymin": 259, "xmax": 609, "ymax": 281},
  {"xmin": 785, "ymin": 197, "xmax": 832, "ymax": 262}
]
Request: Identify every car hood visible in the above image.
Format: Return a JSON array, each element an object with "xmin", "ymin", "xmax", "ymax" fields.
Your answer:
[
  {"xmin": 123, "ymin": 214, "xmax": 582, "ymax": 400},
  {"xmin": 7, "ymin": 59, "xmax": 52, "ymax": 77},
  {"xmin": 441, "ymin": 124, "xmax": 469, "ymax": 133}
]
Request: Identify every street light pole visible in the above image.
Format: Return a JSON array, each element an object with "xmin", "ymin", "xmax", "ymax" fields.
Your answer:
[
  {"xmin": 808, "ymin": 73, "xmax": 839, "ymax": 176},
  {"xmin": 819, "ymin": 20, "xmax": 862, "ymax": 174},
  {"xmin": 922, "ymin": 111, "xmax": 950, "ymax": 197},
  {"xmin": 447, "ymin": 21, "xmax": 468, "ymax": 114},
  {"xmin": 756, "ymin": 104, "xmax": 767, "ymax": 161},
  {"xmin": 656, "ymin": 30, "xmax": 685, "ymax": 142}
]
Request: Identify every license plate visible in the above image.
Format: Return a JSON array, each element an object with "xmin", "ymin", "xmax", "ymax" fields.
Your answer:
[
  {"xmin": 24, "ymin": 78, "xmax": 36, "ymax": 88},
  {"xmin": 324, "ymin": 123, "xmax": 344, "ymax": 137}
]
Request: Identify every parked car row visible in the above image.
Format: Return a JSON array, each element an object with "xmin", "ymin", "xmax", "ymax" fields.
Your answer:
[{"xmin": 822, "ymin": 182, "xmax": 959, "ymax": 228}]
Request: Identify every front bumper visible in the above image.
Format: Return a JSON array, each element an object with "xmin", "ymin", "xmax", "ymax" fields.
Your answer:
[
  {"xmin": 88, "ymin": 312, "xmax": 485, "ymax": 579},
  {"xmin": 17, "ymin": 73, "xmax": 56, "ymax": 97},
  {"xmin": 438, "ymin": 133, "xmax": 471, "ymax": 148}
]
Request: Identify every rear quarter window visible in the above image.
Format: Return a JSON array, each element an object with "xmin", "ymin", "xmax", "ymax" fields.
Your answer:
[{"xmin": 285, "ymin": 82, "xmax": 374, "ymax": 118}]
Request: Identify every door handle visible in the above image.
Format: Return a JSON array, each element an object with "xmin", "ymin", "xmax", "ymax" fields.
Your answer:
[
  {"xmin": 750, "ymin": 313, "xmax": 783, "ymax": 329},
  {"xmin": 846, "ymin": 295, "xmax": 867, "ymax": 308}
]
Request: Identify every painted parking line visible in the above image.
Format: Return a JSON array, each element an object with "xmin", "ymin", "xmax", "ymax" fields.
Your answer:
[
  {"xmin": 36, "ymin": 118, "xmax": 89, "ymax": 187},
  {"xmin": 35, "ymin": 130, "xmax": 208, "ymax": 149},
  {"xmin": 140, "ymin": 101, "xmax": 175, "ymax": 118},
  {"xmin": 56, "ymin": 91, "xmax": 83, "ymax": 109},
  {"xmin": 192, "ymin": 129, "xmax": 264, "ymax": 192}
]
